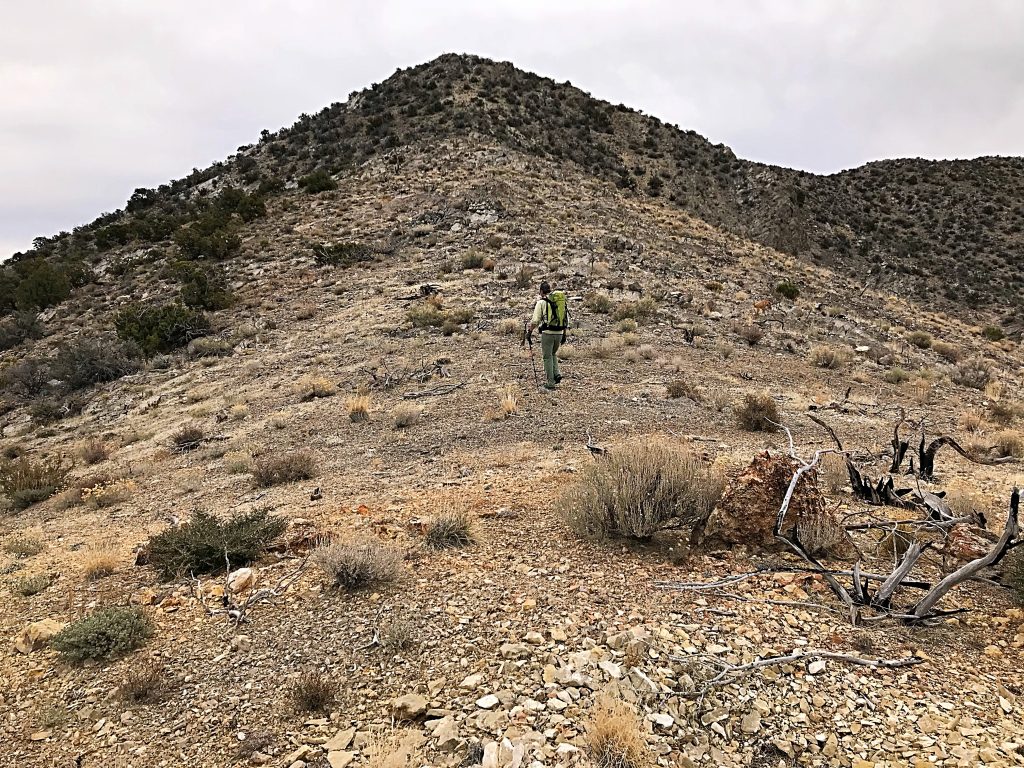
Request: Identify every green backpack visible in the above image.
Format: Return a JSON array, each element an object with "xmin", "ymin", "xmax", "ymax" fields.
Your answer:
[{"xmin": 542, "ymin": 291, "xmax": 569, "ymax": 332}]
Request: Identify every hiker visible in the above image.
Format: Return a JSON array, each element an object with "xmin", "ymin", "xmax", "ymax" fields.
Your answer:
[{"xmin": 527, "ymin": 281, "xmax": 568, "ymax": 389}]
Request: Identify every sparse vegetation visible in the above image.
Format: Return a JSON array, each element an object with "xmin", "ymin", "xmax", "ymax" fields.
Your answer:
[
  {"xmin": 252, "ymin": 450, "xmax": 317, "ymax": 486},
  {"xmin": 424, "ymin": 510, "xmax": 475, "ymax": 549},
  {"xmin": 53, "ymin": 338, "xmax": 142, "ymax": 391},
  {"xmin": 809, "ymin": 345, "xmax": 847, "ymax": 370},
  {"xmin": 775, "ymin": 281, "xmax": 800, "ymax": 301},
  {"xmin": 666, "ymin": 378, "xmax": 701, "ymax": 401},
  {"xmin": 613, "ymin": 297, "xmax": 657, "ymax": 322},
  {"xmin": 907, "ymin": 330, "xmax": 933, "ymax": 349},
  {"xmin": 77, "ymin": 439, "xmax": 110, "ymax": 465},
  {"xmin": 294, "ymin": 375, "xmax": 337, "ymax": 401},
  {"xmin": 993, "ymin": 430, "xmax": 1024, "ymax": 458},
  {"xmin": 585, "ymin": 694, "xmax": 649, "ymax": 768},
  {"xmin": 12, "ymin": 572, "xmax": 52, "ymax": 596},
  {"xmin": 146, "ymin": 508, "xmax": 287, "ymax": 579},
  {"xmin": 313, "ymin": 241, "xmax": 372, "ymax": 267},
  {"xmin": 884, "ymin": 367, "xmax": 911, "ymax": 385},
  {"xmin": 299, "ymin": 170, "xmax": 338, "ymax": 193},
  {"xmin": 119, "ymin": 662, "xmax": 168, "ymax": 704},
  {"xmin": 563, "ymin": 438, "xmax": 723, "ymax": 540},
  {"xmin": 392, "ymin": 402, "xmax": 423, "ymax": 429},
  {"xmin": 585, "ymin": 291, "xmax": 613, "ymax": 314},
  {"xmin": 735, "ymin": 392, "xmax": 780, "ymax": 432},
  {"xmin": 933, "ymin": 340, "xmax": 960, "ymax": 362},
  {"xmin": 82, "ymin": 549, "xmax": 119, "ymax": 580},
  {"xmin": 346, "ymin": 390, "xmax": 372, "ymax": 422},
  {"xmin": 288, "ymin": 670, "xmax": 337, "ymax": 712},
  {"xmin": 0, "ymin": 455, "xmax": 69, "ymax": 510},
  {"xmin": 51, "ymin": 606, "xmax": 152, "ymax": 663},
  {"xmin": 982, "ymin": 325, "xmax": 1005, "ymax": 342},
  {"xmin": 736, "ymin": 324, "xmax": 764, "ymax": 346},
  {"xmin": 171, "ymin": 425, "xmax": 205, "ymax": 453},
  {"xmin": 952, "ymin": 357, "xmax": 992, "ymax": 390},
  {"xmin": 4, "ymin": 534, "xmax": 46, "ymax": 557},
  {"xmin": 314, "ymin": 536, "xmax": 404, "ymax": 590}
]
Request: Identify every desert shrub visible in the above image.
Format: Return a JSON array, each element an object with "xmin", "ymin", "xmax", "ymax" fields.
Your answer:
[
  {"xmin": 346, "ymin": 392, "xmax": 371, "ymax": 422},
  {"xmin": 1006, "ymin": 549, "xmax": 1024, "ymax": 604},
  {"xmin": 494, "ymin": 318, "xmax": 520, "ymax": 336},
  {"xmin": 514, "ymin": 266, "xmax": 536, "ymax": 289},
  {"xmin": 424, "ymin": 510, "xmax": 475, "ymax": 549},
  {"xmin": 299, "ymin": 170, "xmax": 337, "ymax": 193},
  {"xmin": 171, "ymin": 425, "xmax": 204, "ymax": 452},
  {"xmin": 4, "ymin": 534, "xmax": 46, "ymax": 557},
  {"xmin": 775, "ymin": 281, "xmax": 800, "ymax": 301},
  {"xmin": 51, "ymin": 607, "xmax": 151, "ymax": 663},
  {"xmin": 808, "ymin": 345, "xmax": 847, "ymax": 370},
  {"xmin": 173, "ymin": 262, "xmax": 233, "ymax": 310},
  {"xmin": 588, "ymin": 337, "xmax": 622, "ymax": 359},
  {"xmin": 186, "ymin": 337, "xmax": 233, "ymax": 359},
  {"xmin": 994, "ymin": 430, "xmax": 1024, "ymax": 458},
  {"xmin": 585, "ymin": 291, "xmax": 613, "ymax": 314},
  {"xmin": 115, "ymin": 303, "xmax": 210, "ymax": 357},
  {"xmin": 81, "ymin": 480, "xmax": 134, "ymax": 510},
  {"xmin": 392, "ymin": 403, "xmax": 422, "ymax": 429},
  {"xmin": 313, "ymin": 241, "xmax": 373, "ymax": 267},
  {"xmin": 982, "ymin": 325, "xmax": 1005, "ymax": 342},
  {"xmin": 379, "ymin": 612, "xmax": 416, "ymax": 653},
  {"xmin": 12, "ymin": 572, "xmax": 52, "ymax": 596},
  {"xmin": 407, "ymin": 302, "xmax": 444, "ymax": 328},
  {"xmin": 53, "ymin": 338, "xmax": 141, "ymax": 391},
  {"xmin": 907, "ymin": 330, "xmax": 933, "ymax": 349},
  {"xmin": 119, "ymin": 662, "xmax": 167, "ymax": 704},
  {"xmin": 82, "ymin": 550, "xmax": 118, "ymax": 580},
  {"xmin": 293, "ymin": 375, "xmax": 337, "ymax": 401},
  {"xmin": 288, "ymin": 671, "xmax": 337, "ymax": 712},
  {"xmin": 932, "ymin": 340, "xmax": 960, "ymax": 362},
  {"xmin": 0, "ymin": 312, "xmax": 43, "ymax": 351},
  {"xmin": 77, "ymin": 439, "xmax": 110, "ymax": 465},
  {"xmin": 989, "ymin": 399, "xmax": 1021, "ymax": 426},
  {"xmin": 666, "ymin": 378, "xmax": 701, "ymax": 401},
  {"xmin": 0, "ymin": 456, "xmax": 69, "ymax": 510},
  {"xmin": 585, "ymin": 694, "xmax": 649, "ymax": 768},
  {"xmin": 252, "ymin": 450, "xmax": 317, "ymax": 486},
  {"xmin": 613, "ymin": 297, "xmax": 658, "ymax": 322},
  {"xmin": 461, "ymin": 249, "xmax": 485, "ymax": 269},
  {"xmin": 736, "ymin": 324, "xmax": 764, "ymax": 346},
  {"xmin": 616, "ymin": 318, "xmax": 638, "ymax": 333},
  {"xmin": 1, "ymin": 358, "xmax": 51, "ymax": 398},
  {"xmin": 146, "ymin": 508, "xmax": 287, "ymax": 579},
  {"xmin": 883, "ymin": 367, "xmax": 910, "ymax": 384},
  {"xmin": 314, "ymin": 537, "xmax": 404, "ymax": 590},
  {"xmin": 952, "ymin": 357, "xmax": 992, "ymax": 390},
  {"xmin": 563, "ymin": 439, "xmax": 723, "ymax": 540},
  {"xmin": 735, "ymin": 392, "xmax": 780, "ymax": 432}
]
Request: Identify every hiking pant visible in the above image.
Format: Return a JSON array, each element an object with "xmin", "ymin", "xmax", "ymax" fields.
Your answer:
[{"xmin": 541, "ymin": 332, "xmax": 561, "ymax": 385}]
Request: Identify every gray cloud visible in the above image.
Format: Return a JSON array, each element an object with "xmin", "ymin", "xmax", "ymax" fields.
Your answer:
[{"xmin": 3, "ymin": 0, "xmax": 1023, "ymax": 258}]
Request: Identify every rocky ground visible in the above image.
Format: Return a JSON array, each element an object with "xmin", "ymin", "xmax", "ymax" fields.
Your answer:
[{"xmin": 2, "ymin": 142, "xmax": 1024, "ymax": 768}]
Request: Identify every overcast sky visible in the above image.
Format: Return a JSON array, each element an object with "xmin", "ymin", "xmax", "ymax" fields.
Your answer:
[{"xmin": 3, "ymin": 0, "xmax": 1023, "ymax": 260}]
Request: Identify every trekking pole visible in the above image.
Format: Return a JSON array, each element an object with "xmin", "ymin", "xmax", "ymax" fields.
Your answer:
[{"xmin": 522, "ymin": 321, "xmax": 540, "ymax": 388}]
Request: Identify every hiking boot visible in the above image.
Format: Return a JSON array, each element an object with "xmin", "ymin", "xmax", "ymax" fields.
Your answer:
[
  {"xmin": 544, "ymin": 383, "xmax": 559, "ymax": 390},
  {"xmin": 554, "ymin": 374, "xmax": 563, "ymax": 383}
]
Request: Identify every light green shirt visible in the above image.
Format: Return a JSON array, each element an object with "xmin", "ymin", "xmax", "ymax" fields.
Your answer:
[{"xmin": 532, "ymin": 298, "xmax": 561, "ymax": 334}]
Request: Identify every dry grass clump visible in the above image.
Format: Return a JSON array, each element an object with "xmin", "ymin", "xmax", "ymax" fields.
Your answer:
[
  {"xmin": 960, "ymin": 410, "xmax": 986, "ymax": 433},
  {"xmin": 77, "ymin": 439, "xmax": 110, "ymax": 466},
  {"xmin": 932, "ymin": 340, "xmax": 960, "ymax": 362},
  {"xmin": 288, "ymin": 670, "xmax": 337, "ymax": 713},
  {"xmin": 808, "ymin": 345, "xmax": 848, "ymax": 370},
  {"xmin": 224, "ymin": 451, "xmax": 253, "ymax": 474},
  {"xmin": 82, "ymin": 479, "xmax": 135, "ymax": 509},
  {"xmin": 613, "ymin": 297, "xmax": 658, "ymax": 322},
  {"xmin": 146, "ymin": 508, "xmax": 287, "ymax": 579},
  {"xmin": 819, "ymin": 451, "xmax": 850, "ymax": 492},
  {"xmin": 252, "ymin": 450, "xmax": 317, "ymax": 486},
  {"xmin": 989, "ymin": 399, "xmax": 1021, "ymax": 426},
  {"xmin": 170, "ymin": 425, "xmax": 204, "ymax": 453},
  {"xmin": 952, "ymin": 357, "xmax": 992, "ymax": 390},
  {"xmin": 82, "ymin": 549, "xmax": 119, "ymax": 580},
  {"xmin": 392, "ymin": 403, "xmax": 423, "ymax": 429},
  {"xmin": 424, "ymin": 510, "xmax": 475, "ymax": 549},
  {"xmin": 666, "ymin": 378, "xmax": 701, "ymax": 402},
  {"xmin": 735, "ymin": 392, "xmax": 780, "ymax": 432},
  {"xmin": 294, "ymin": 375, "xmax": 337, "ymax": 401},
  {"xmin": 0, "ymin": 455, "xmax": 70, "ymax": 510},
  {"xmin": 585, "ymin": 694, "xmax": 649, "ymax": 768},
  {"xmin": 494, "ymin": 318, "xmax": 521, "ymax": 336},
  {"xmin": 12, "ymin": 572, "xmax": 52, "ymax": 596},
  {"xmin": 585, "ymin": 291, "xmax": 613, "ymax": 314},
  {"xmin": 499, "ymin": 385, "xmax": 518, "ymax": 416},
  {"xmin": 883, "ymin": 367, "xmax": 910, "ymax": 385},
  {"xmin": 119, "ymin": 662, "xmax": 168, "ymax": 704},
  {"xmin": 563, "ymin": 438, "xmax": 724, "ymax": 540},
  {"xmin": 736, "ymin": 324, "xmax": 764, "ymax": 346},
  {"xmin": 945, "ymin": 483, "xmax": 988, "ymax": 520},
  {"xmin": 4, "ymin": 534, "xmax": 46, "ymax": 557},
  {"xmin": 346, "ymin": 390, "xmax": 371, "ymax": 422},
  {"xmin": 993, "ymin": 430, "xmax": 1024, "ymax": 458},
  {"xmin": 589, "ymin": 337, "xmax": 623, "ymax": 359},
  {"xmin": 907, "ymin": 330, "xmax": 933, "ymax": 349},
  {"xmin": 51, "ymin": 607, "xmax": 152, "ymax": 663},
  {"xmin": 616, "ymin": 318, "xmax": 638, "ymax": 333},
  {"xmin": 379, "ymin": 612, "xmax": 416, "ymax": 653},
  {"xmin": 314, "ymin": 536, "xmax": 404, "ymax": 590}
]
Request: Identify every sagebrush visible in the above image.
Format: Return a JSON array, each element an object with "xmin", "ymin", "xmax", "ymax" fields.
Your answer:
[
  {"xmin": 51, "ymin": 607, "xmax": 152, "ymax": 663},
  {"xmin": 314, "ymin": 537, "xmax": 404, "ymax": 590}
]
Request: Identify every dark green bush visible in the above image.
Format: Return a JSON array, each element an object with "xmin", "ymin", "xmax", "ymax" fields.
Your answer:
[
  {"xmin": 115, "ymin": 303, "xmax": 210, "ymax": 357},
  {"xmin": 174, "ymin": 211, "xmax": 241, "ymax": 260},
  {"xmin": 0, "ymin": 312, "xmax": 43, "ymax": 351},
  {"xmin": 173, "ymin": 262, "xmax": 234, "ymax": 310},
  {"xmin": 299, "ymin": 170, "xmax": 338, "ymax": 193},
  {"xmin": 736, "ymin": 392, "xmax": 781, "ymax": 431},
  {"xmin": 51, "ymin": 607, "xmax": 152, "ymax": 663},
  {"xmin": 312, "ymin": 242, "xmax": 373, "ymax": 267},
  {"xmin": 775, "ymin": 281, "xmax": 800, "ymax": 301},
  {"xmin": 0, "ymin": 455, "xmax": 69, "ymax": 510},
  {"xmin": 983, "ymin": 325, "xmax": 1005, "ymax": 342},
  {"xmin": 146, "ymin": 508, "xmax": 287, "ymax": 579},
  {"xmin": 53, "ymin": 338, "xmax": 141, "ymax": 391}
]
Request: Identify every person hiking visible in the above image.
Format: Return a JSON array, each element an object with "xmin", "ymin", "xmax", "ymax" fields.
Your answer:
[{"xmin": 527, "ymin": 281, "xmax": 568, "ymax": 389}]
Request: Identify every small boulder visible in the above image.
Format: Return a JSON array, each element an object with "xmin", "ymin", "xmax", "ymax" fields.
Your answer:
[
  {"xmin": 13, "ymin": 618, "xmax": 65, "ymax": 654},
  {"xmin": 392, "ymin": 693, "xmax": 428, "ymax": 721}
]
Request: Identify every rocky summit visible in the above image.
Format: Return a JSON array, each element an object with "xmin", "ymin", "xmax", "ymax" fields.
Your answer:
[{"xmin": 1, "ymin": 54, "xmax": 1023, "ymax": 768}]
